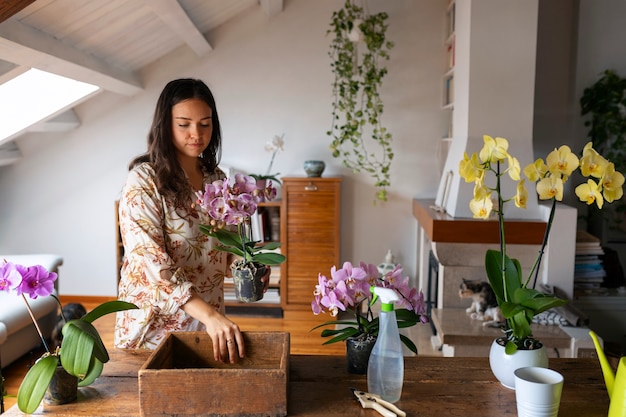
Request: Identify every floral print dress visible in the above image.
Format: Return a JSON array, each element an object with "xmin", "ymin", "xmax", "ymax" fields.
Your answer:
[{"xmin": 114, "ymin": 162, "xmax": 228, "ymax": 350}]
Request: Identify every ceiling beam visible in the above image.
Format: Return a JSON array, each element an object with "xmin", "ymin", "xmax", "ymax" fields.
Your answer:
[
  {"xmin": 259, "ymin": 0, "xmax": 284, "ymax": 18},
  {"xmin": 0, "ymin": 0, "xmax": 35, "ymax": 24},
  {"xmin": 0, "ymin": 19, "xmax": 143, "ymax": 95},
  {"xmin": 145, "ymin": 0, "xmax": 212, "ymax": 56},
  {"xmin": 0, "ymin": 141, "xmax": 22, "ymax": 166}
]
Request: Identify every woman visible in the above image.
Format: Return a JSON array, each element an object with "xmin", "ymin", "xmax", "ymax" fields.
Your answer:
[{"xmin": 114, "ymin": 78, "xmax": 268, "ymax": 363}]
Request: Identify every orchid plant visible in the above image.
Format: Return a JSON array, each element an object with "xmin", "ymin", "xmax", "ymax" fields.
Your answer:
[
  {"xmin": 0, "ymin": 260, "xmax": 137, "ymax": 414},
  {"xmin": 196, "ymin": 173, "xmax": 285, "ymax": 269},
  {"xmin": 310, "ymin": 261, "xmax": 429, "ymax": 354},
  {"xmin": 250, "ymin": 134, "xmax": 284, "ymax": 184},
  {"xmin": 459, "ymin": 135, "xmax": 625, "ymax": 354}
]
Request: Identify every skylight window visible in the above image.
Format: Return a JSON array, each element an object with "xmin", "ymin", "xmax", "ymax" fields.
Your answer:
[{"xmin": 0, "ymin": 68, "xmax": 100, "ymax": 144}]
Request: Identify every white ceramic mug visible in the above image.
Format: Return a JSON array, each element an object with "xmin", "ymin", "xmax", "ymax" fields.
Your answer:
[{"xmin": 514, "ymin": 366, "xmax": 564, "ymax": 417}]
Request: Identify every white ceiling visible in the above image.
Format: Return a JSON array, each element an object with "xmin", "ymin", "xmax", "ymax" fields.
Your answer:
[{"xmin": 0, "ymin": 0, "xmax": 284, "ymax": 165}]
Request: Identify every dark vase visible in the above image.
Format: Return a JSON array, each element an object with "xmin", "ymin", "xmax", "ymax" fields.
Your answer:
[
  {"xmin": 44, "ymin": 365, "xmax": 78, "ymax": 406},
  {"xmin": 346, "ymin": 334, "xmax": 377, "ymax": 374},
  {"xmin": 231, "ymin": 263, "xmax": 267, "ymax": 302}
]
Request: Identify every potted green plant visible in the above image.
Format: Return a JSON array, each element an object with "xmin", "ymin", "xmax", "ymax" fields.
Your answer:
[
  {"xmin": 196, "ymin": 173, "xmax": 286, "ymax": 302},
  {"xmin": 580, "ymin": 69, "xmax": 626, "ymax": 231},
  {"xmin": 459, "ymin": 134, "xmax": 624, "ymax": 388},
  {"xmin": 310, "ymin": 261, "xmax": 429, "ymax": 373},
  {"xmin": 0, "ymin": 261, "xmax": 137, "ymax": 414},
  {"xmin": 327, "ymin": 0, "xmax": 394, "ymax": 202}
]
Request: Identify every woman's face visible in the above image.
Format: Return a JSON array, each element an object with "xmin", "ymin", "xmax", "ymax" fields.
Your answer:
[{"xmin": 171, "ymin": 98, "xmax": 213, "ymax": 161}]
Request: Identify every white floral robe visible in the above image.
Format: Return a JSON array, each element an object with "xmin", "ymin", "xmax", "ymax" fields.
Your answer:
[{"xmin": 114, "ymin": 162, "xmax": 228, "ymax": 350}]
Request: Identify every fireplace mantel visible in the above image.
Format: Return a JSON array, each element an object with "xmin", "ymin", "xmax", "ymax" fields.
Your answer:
[{"xmin": 412, "ymin": 199, "xmax": 546, "ymax": 244}]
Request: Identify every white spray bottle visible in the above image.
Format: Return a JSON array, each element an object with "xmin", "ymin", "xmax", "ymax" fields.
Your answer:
[{"xmin": 367, "ymin": 286, "xmax": 404, "ymax": 403}]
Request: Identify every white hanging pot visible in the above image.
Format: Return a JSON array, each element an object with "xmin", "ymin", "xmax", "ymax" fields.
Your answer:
[
  {"xmin": 347, "ymin": 19, "xmax": 364, "ymax": 43},
  {"xmin": 489, "ymin": 338, "xmax": 549, "ymax": 389}
]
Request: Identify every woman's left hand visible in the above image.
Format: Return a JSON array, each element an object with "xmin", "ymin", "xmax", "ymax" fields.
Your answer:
[{"xmin": 261, "ymin": 266, "xmax": 272, "ymax": 293}]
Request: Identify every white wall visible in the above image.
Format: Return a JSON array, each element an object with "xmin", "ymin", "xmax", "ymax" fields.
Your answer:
[{"xmin": 0, "ymin": 0, "xmax": 445, "ymax": 296}]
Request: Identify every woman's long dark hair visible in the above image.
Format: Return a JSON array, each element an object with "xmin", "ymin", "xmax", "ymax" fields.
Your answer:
[{"xmin": 130, "ymin": 78, "xmax": 222, "ymax": 205}]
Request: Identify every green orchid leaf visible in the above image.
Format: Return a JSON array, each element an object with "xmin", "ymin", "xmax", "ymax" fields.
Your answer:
[
  {"xmin": 510, "ymin": 310, "xmax": 532, "ymax": 341},
  {"xmin": 17, "ymin": 355, "xmax": 58, "ymax": 414},
  {"xmin": 310, "ymin": 319, "xmax": 358, "ymax": 331},
  {"xmin": 60, "ymin": 321, "xmax": 96, "ymax": 379},
  {"xmin": 499, "ymin": 301, "xmax": 525, "ymax": 319},
  {"xmin": 206, "ymin": 228, "xmax": 242, "ymax": 248},
  {"xmin": 258, "ymin": 241, "xmax": 282, "ymax": 251},
  {"xmin": 320, "ymin": 327, "xmax": 360, "ymax": 344},
  {"xmin": 400, "ymin": 334, "xmax": 418, "ymax": 354},
  {"xmin": 251, "ymin": 251, "xmax": 286, "ymax": 265},
  {"xmin": 505, "ymin": 340, "xmax": 518, "ymax": 355},
  {"xmin": 396, "ymin": 309, "xmax": 420, "ymax": 328},
  {"xmin": 82, "ymin": 300, "xmax": 137, "ymax": 323},
  {"xmin": 78, "ymin": 356, "xmax": 104, "ymax": 387},
  {"xmin": 485, "ymin": 250, "xmax": 522, "ymax": 304},
  {"xmin": 516, "ymin": 290, "xmax": 568, "ymax": 315},
  {"xmin": 214, "ymin": 245, "xmax": 245, "ymax": 258}
]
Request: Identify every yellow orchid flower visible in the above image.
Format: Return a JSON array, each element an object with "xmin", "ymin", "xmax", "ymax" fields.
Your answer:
[
  {"xmin": 580, "ymin": 142, "xmax": 609, "ymax": 178},
  {"xmin": 479, "ymin": 135, "xmax": 510, "ymax": 163},
  {"xmin": 601, "ymin": 163, "xmax": 625, "ymax": 203},
  {"xmin": 469, "ymin": 196, "xmax": 493, "ymax": 219},
  {"xmin": 459, "ymin": 152, "xmax": 484, "ymax": 183},
  {"xmin": 536, "ymin": 175, "xmax": 564, "ymax": 201},
  {"xmin": 523, "ymin": 158, "xmax": 548, "ymax": 182},
  {"xmin": 576, "ymin": 179, "xmax": 604, "ymax": 209},
  {"xmin": 545, "ymin": 145, "xmax": 579, "ymax": 178},
  {"xmin": 473, "ymin": 181, "xmax": 491, "ymax": 200},
  {"xmin": 507, "ymin": 155, "xmax": 521, "ymax": 181},
  {"xmin": 514, "ymin": 179, "xmax": 528, "ymax": 208}
]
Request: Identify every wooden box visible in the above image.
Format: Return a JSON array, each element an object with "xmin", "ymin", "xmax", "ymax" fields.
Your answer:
[{"xmin": 138, "ymin": 331, "xmax": 289, "ymax": 417}]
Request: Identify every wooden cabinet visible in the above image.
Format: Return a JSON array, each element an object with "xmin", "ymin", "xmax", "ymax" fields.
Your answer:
[{"xmin": 280, "ymin": 177, "xmax": 342, "ymax": 310}]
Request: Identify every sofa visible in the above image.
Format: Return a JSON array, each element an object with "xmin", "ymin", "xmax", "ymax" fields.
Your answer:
[{"xmin": 0, "ymin": 254, "xmax": 62, "ymax": 368}]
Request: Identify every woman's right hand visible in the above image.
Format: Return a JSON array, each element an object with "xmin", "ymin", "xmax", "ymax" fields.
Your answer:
[
  {"xmin": 181, "ymin": 294, "xmax": 245, "ymax": 363},
  {"xmin": 203, "ymin": 310, "xmax": 245, "ymax": 363}
]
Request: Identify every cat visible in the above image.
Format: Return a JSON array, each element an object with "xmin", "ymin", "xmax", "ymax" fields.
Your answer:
[
  {"xmin": 50, "ymin": 303, "xmax": 87, "ymax": 349},
  {"xmin": 458, "ymin": 278, "xmax": 504, "ymax": 327}
]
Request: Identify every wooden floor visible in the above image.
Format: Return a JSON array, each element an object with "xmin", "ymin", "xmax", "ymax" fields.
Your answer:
[{"xmin": 1, "ymin": 300, "xmax": 439, "ymax": 412}]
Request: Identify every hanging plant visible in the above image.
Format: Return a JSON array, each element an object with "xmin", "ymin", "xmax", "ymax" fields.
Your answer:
[
  {"xmin": 580, "ymin": 69, "xmax": 626, "ymax": 228},
  {"xmin": 327, "ymin": 0, "xmax": 394, "ymax": 202},
  {"xmin": 580, "ymin": 69, "xmax": 626, "ymax": 176}
]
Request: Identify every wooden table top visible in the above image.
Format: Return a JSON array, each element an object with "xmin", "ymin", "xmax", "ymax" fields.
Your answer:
[{"xmin": 4, "ymin": 349, "xmax": 609, "ymax": 416}]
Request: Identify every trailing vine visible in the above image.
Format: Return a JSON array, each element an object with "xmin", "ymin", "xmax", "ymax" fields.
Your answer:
[
  {"xmin": 580, "ymin": 69, "xmax": 626, "ymax": 223},
  {"xmin": 580, "ymin": 69, "xmax": 626, "ymax": 176},
  {"xmin": 327, "ymin": 0, "xmax": 394, "ymax": 202}
]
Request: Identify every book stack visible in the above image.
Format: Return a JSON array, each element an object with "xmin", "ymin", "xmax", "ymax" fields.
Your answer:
[{"xmin": 574, "ymin": 230, "xmax": 606, "ymax": 290}]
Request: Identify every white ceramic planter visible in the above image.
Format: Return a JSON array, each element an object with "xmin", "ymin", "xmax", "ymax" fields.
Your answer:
[{"xmin": 489, "ymin": 339, "xmax": 549, "ymax": 389}]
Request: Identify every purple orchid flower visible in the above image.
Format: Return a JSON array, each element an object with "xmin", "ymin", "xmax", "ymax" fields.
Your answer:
[
  {"xmin": 0, "ymin": 261, "xmax": 21, "ymax": 292},
  {"xmin": 14, "ymin": 264, "xmax": 57, "ymax": 299}
]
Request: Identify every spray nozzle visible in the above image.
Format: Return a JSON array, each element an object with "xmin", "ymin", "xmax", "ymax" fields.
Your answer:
[{"xmin": 370, "ymin": 286, "xmax": 400, "ymax": 312}]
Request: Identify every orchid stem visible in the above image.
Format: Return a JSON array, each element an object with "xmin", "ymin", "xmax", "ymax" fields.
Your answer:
[
  {"xmin": 496, "ymin": 161, "xmax": 508, "ymax": 303},
  {"xmin": 529, "ymin": 198, "xmax": 556, "ymax": 289},
  {"xmin": 21, "ymin": 294, "xmax": 51, "ymax": 353}
]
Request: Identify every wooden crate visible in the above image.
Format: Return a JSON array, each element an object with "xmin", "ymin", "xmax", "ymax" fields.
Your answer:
[{"xmin": 138, "ymin": 331, "xmax": 289, "ymax": 417}]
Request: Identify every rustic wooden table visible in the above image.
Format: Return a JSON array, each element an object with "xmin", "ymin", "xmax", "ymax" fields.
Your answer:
[{"xmin": 4, "ymin": 349, "xmax": 609, "ymax": 416}]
